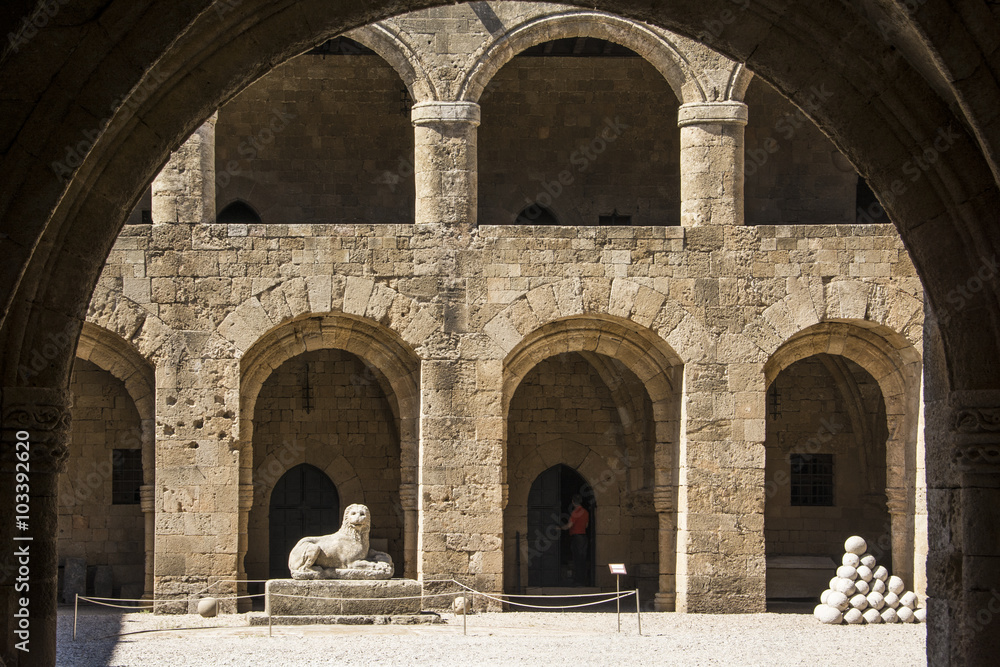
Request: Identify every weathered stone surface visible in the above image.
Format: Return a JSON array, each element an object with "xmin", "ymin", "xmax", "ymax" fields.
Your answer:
[
  {"xmin": 265, "ymin": 579, "xmax": 422, "ymax": 616},
  {"xmin": 62, "ymin": 558, "xmax": 87, "ymax": 604}
]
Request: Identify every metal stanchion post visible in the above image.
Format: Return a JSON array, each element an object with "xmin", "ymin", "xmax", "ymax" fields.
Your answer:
[
  {"xmin": 616, "ymin": 574, "xmax": 621, "ymax": 633},
  {"xmin": 268, "ymin": 608, "xmax": 272, "ymax": 637},
  {"xmin": 74, "ymin": 594, "xmax": 78, "ymax": 641},
  {"xmin": 463, "ymin": 595, "xmax": 468, "ymax": 636},
  {"xmin": 635, "ymin": 589, "xmax": 642, "ymax": 636}
]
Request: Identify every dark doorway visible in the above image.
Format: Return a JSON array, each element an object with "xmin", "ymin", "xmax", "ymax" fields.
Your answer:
[
  {"xmin": 268, "ymin": 463, "xmax": 340, "ymax": 579},
  {"xmin": 527, "ymin": 464, "xmax": 595, "ymax": 587}
]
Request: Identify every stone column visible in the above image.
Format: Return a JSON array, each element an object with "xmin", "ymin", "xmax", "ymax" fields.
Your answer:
[
  {"xmin": 952, "ymin": 399, "xmax": 1000, "ymax": 665},
  {"xmin": 0, "ymin": 387, "xmax": 71, "ymax": 667},
  {"xmin": 400, "ymin": 483, "xmax": 418, "ymax": 581},
  {"xmin": 653, "ymin": 487, "xmax": 676, "ymax": 611},
  {"xmin": 152, "ymin": 113, "xmax": 216, "ymax": 225},
  {"xmin": 677, "ymin": 102, "xmax": 748, "ymax": 227},
  {"xmin": 139, "ymin": 485, "xmax": 155, "ymax": 599},
  {"xmin": 411, "ymin": 101, "xmax": 480, "ymax": 227},
  {"xmin": 886, "ymin": 485, "xmax": 913, "ymax": 588},
  {"xmin": 676, "ymin": 362, "xmax": 766, "ymax": 613}
]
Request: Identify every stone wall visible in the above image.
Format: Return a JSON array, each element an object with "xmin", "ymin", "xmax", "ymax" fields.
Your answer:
[
  {"xmin": 215, "ymin": 54, "xmax": 414, "ymax": 224},
  {"xmin": 246, "ymin": 348, "xmax": 403, "ymax": 581},
  {"xmin": 59, "ymin": 360, "xmax": 145, "ymax": 597},
  {"xmin": 764, "ymin": 356, "xmax": 890, "ymax": 562}
]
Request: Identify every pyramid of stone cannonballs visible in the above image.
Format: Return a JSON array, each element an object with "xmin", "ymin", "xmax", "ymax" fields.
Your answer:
[{"xmin": 813, "ymin": 536, "xmax": 927, "ymax": 625}]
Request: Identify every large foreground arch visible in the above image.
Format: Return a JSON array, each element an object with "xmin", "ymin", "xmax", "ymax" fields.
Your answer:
[{"xmin": 2, "ymin": 1, "xmax": 1000, "ymax": 664}]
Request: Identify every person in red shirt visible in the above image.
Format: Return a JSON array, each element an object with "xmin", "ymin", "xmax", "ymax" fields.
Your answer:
[{"xmin": 563, "ymin": 494, "xmax": 590, "ymax": 585}]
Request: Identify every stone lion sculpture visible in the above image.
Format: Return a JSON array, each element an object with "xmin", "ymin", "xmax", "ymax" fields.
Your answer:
[{"xmin": 287, "ymin": 503, "xmax": 394, "ymax": 580}]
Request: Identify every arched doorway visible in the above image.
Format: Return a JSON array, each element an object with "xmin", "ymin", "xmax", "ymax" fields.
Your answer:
[
  {"xmin": 527, "ymin": 464, "xmax": 596, "ymax": 588},
  {"xmin": 268, "ymin": 464, "xmax": 340, "ymax": 579}
]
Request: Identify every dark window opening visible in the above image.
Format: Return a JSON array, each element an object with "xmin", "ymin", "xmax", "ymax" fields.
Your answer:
[
  {"xmin": 218, "ymin": 200, "xmax": 263, "ymax": 225},
  {"xmin": 599, "ymin": 210, "xmax": 631, "ymax": 226},
  {"xmin": 790, "ymin": 453, "xmax": 834, "ymax": 506},
  {"xmin": 306, "ymin": 37, "xmax": 376, "ymax": 57},
  {"xmin": 517, "ymin": 37, "xmax": 639, "ymax": 58},
  {"xmin": 515, "ymin": 204, "xmax": 559, "ymax": 226},
  {"xmin": 112, "ymin": 449, "xmax": 143, "ymax": 505},
  {"xmin": 140, "ymin": 209, "xmax": 153, "ymax": 224},
  {"xmin": 856, "ymin": 178, "xmax": 890, "ymax": 224}
]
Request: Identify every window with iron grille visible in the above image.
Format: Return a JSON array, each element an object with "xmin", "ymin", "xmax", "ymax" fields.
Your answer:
[
  {"xmin": 112, "ymin": 449, "xmax": 143, "ymax": 505},
  {"xmin": 790, "ymin": 453, "xmax": 834, "ymax": 506}
]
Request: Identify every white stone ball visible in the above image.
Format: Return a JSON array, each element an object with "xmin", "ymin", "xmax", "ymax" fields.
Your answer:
[
  {"xmin": 914, "ymin": 608, "xmax": 927, "ymax": 623},
  {"xmin": 452, "ymin": 596, "xmax": 470, "ymax": 615},
  {"xmin": 829, "ymin": 577, "xmax": 840, "ymax": 591},
  {"xmin": 842, "ymin": 553, "xmax": 860, "ymax": 568},
  {"xmin": 888, "ymin": 575, "xmax": 905, "ymax": 595},
  {"xmin": 881, "ymin": 607, "xmax": 899, "ymax": 623},
  {"xmin": 832, "ymin": 577, "xmax": 856, "ymax": 596},
  {"xmin": 844, "ymin": 608, "xmax": 864, "ymax": 624},
  {"xmin": 844, "ymin": 536, "xmax": 868, "ymax": 555},
  {"xmin": 898, "ymin": 606, "xmax": 915, "ymax": 623},
  {"xmin": 873, "ymin": 565, "xmax": 888, "ymax": 582},
  {"xmin": 884, "ymin": 592, "xmax": 900, "ymax": 609},
  {"xmin": 814, "ymin": 604, "xmax": 844, "ymax": 624},
  {"xmin": 860, "ymin": 554, "xmax": 877, "ymax": 569},
  {"xmin": 855, "ymin": 565, "xmax": 873, "ymax": 583},
  {"xmin": 849, "ymin": 594, "xmax": 868, "ymax": 610},
  {"xmin": 862, "ymin": 608, "xmax": 883, "ymax": 624},
  {"xmin": 866, "ymin": 591, "xmax": 885, "ymax": 611},
  {"xmin": 196, "ymin": 597, "xmax": 218, "ymax": 618},
  {"xmin": 871, "ymin": 579, "xmax": 887, "ymax": 594},
  {"xmin": 820, "ymin": 589, "xmax": 832, "ymax": 605},
  {"xmin": 836, "ymin": 565, "xmax": 858, "ymax": 580},
  {"xmin": 854, "ymin": 580, "xmax": 870, "ymax": 596},
  {"xmin": 900, "ymin": 591, "xmax": 918, "ymax": 609},
  {"xmin": 827, "ymin": 591, "xmax": 850, "ymax": 612}
]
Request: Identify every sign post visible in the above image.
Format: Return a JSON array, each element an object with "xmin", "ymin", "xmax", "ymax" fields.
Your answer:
[{"xmin": 609, "ymin": 564, "xmax": 627, "ymax": 632}]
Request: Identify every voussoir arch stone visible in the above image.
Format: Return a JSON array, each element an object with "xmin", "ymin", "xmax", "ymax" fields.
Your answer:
[
  {"xmin": 346, "ymin": 23, "xmax": 437, "ymax": 102},
  {"xmin": 75, "ymin": 322, "xmax": 156, "ymax": 429},
  {"xmin": 457, "ymin": 10, "xmax": 729, "ymax": 104}
]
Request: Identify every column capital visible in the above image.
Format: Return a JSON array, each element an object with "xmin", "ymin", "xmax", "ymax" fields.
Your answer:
[
  {"xmin": 653, "ymin": 487, "xmax": 675, "ymax": 513},
  {"xmin": 399, "ymin": 483, "xmax": 418, "ymax": 512},
  {"xmin": 140, "ymin": 484, "xmax": 156, "ymax": 513},
  {"xmin": 677, "ymin": 101, "xmax": 749, "ymax": 128},
  {"xmin": 952, "ymin": 403, "xmax": 1000, "ymax": 473},
  {"xmin": 411, "ymin": 101, "xmax": 481, "ymax": 127},
  {"xmin": 885, "ymin": 486, "xmax": 909, "ymax": 514},
  {"xmin": 238, "ymin": 483, "xmax": 254, "ymax": 511},
  {"xmin": 1, "ymin": 387, "xmax": 71, "ymax": 474}
]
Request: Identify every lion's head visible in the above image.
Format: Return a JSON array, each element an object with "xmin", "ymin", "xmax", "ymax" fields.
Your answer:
[{"xmin": 340, "ymin": 503, "xmax": 372, "ymax": 533}]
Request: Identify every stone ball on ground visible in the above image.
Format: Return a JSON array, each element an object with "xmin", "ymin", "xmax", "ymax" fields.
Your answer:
[
  {"xmin": 898, "ymin": 606, "xmax": 915, "ymax": 623},
  {"xmin": 820, "ymin": 589, "xmax": 832, "ymax": 604},
  {"xmin": 914, "ymin": 608, "xmax": 927, "ymax": 623},
  {"xmin": 842, "ymin": 553, "xmax": 860, "ymax": 568},
  {"xmin": 881, "ymin": 607, "xmax": 899, "ymax": 623},
  {"xmin": 844, "ymin": 536, "xmax": 868, "ymax": 555},
  {"xmin": 860, "ymin": 554, "xmax": 877, "ymax": 569},
  {"xmin": 871, "ymin": 579, "xmax": 886, "ymax": 594},
  {"xmin": 827, "ymin": 591, "xmax": 850, "ymax": 612},
  {"xmin": 855, "ymin": 565, "xmax": 873, "ymax": 582},
  {"xmin": 866, "ymin": 591, "xmax": 885, "ymax": 610},
  {"xmin": 844, "ymin": 608, "xmax": 864, "ymax": 624},
  {"xmin": 854, "ymin": 580, "xmax": 870, "ymax": 596},
  {"xmin": 872, "ymin": 565, "xmax": 888, "ymax": 582},
  {"xmin": 888, "ymin": 575, "xmax": 905, "ymax": 595},
  {"xmin": 884, "ymin": 592, "xmax": 900, "ymax": 609},
  {"xmin": 900, "ymin": 592, "xmax": 918, "ymax": 609},
  {"xmin": 196, "ymin": 597, "xmax": 218, "ymax": 618},
  {"xmin": 831, "ymin": 577, "xmax": 856, "ymax": 595},
  {"xmin": 862, "ymin": 608, "xmax": 883, "ymax": 624},
  {"xmin": 836, "ymin": 565, "xmax": 858, "ymax": 580},
  {"xmin": 849, "ymin": 594, "xmax": 868, "ymax": 610},
  {"xmin": 452, "ymin": 596, "xmax": 471, "ymax": 614},
  {"xmin": 814, "ymin": 604, "xmax": 844, "ymax": 624}
]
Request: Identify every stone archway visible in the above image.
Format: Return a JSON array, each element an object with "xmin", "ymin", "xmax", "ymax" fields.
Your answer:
[
  {"xmin": 764, "ymin": 321, "xmax": 923, "ymax": 595},
  {"xmin": 503, "ymin": 315, "xmax": 682, "ymax": 610},
  {"xmin": 240, "ymin": 314, "xmax": 420, "ymax": 581}
]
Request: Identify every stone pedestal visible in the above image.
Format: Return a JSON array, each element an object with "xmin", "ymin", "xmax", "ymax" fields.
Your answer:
[{"xmin": 265, "ymin": 579, "xmax": 422, "ymax": 616}]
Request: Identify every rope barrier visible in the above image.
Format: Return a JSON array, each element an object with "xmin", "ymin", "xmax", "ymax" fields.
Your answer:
[
  {"xmin": 430, "ymin": 579, "xmax": 631, "ymax": 600},
  {"xmin": 78, "ymin": 593, "xmax": 265, "ymax": 605},
  {"xmin": 467, "ymin": 589, "xmax": 636, "ymax": 611},
  {"xmin": 270, "ymin": 590, "xmax": 462, "ymax": 603}
]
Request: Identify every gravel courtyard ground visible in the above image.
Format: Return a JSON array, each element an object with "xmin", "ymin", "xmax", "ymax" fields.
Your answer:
[{"xmin": 57, "ymin": 607, "xmax": 926, "ymax": 666}]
